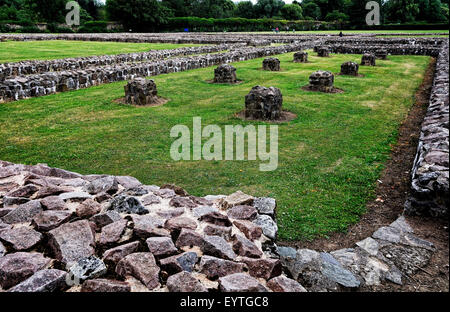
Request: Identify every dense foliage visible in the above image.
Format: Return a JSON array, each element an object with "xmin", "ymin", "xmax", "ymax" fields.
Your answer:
[{"xmin": 0, "ymin": 0, "xmax": 448, "ymax": 32}]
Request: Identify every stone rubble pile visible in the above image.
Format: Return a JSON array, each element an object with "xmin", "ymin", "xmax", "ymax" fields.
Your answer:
[
  {"xmin": 245, "ymin": 86, "xmax": 283, "ymax": 120},
  {"xmin": 213, "ymin": 64, "xmax": 237, "ymax": 83},
  {"xmin": 0, "ymin": 161, "xmax": 303, "ymax": 293},
  {"xmin": 262, "ymin": 58, "xmax": 281, "ymax": 71},
  {"xmin": 405, "ymin": 40, "xmax": 449, "ymax": 218},
  {"xmin": 124, "ymin": 78, "xmax": 158, "ymax": 106}
]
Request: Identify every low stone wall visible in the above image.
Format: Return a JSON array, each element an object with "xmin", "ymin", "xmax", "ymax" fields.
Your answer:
[
  {"xmin": 328, "ymin": 44, "xmax": 441, "ymax": 56},
  {"xmin": 0, "ymin": 44, "xmax": 238, "ymax": 80},
  {"xmin": 0, "ymin": 42, "xmax": 318, "ymax": 102},
  {"xmin": 405, "ymin": 41, "xmax": 449, "ymax": 218}
]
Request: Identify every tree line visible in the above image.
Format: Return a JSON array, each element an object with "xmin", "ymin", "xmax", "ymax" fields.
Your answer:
[{"xmin": 1, "ymin": 0, "xmax": 448, "ymax": 31}]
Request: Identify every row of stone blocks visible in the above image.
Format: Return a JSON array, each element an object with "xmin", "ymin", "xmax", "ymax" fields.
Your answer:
[{"xmin": 0, "ymin": 42, "xmax": 316, "ymax": 102}]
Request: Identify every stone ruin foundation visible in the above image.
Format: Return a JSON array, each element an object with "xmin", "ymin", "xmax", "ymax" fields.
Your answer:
[
  {"xmin": 317, "ymin": 47, "xmax": 330, "ymax": 57},
  {"xmin": 262, "ymin": 58, "xmax": 281, "ymax": 71},
  {"xmin": 124, "ymin": 78, "xmax": 158, "ymax": 106},
  {"xmin": 305, "ymin": 70, "xmax": 336, "ymax": 93},
  {"xmin": 361, "ymin": 53, "xmax": 376, "ymax": 66},
  {"xmin": 293, "ymin": 51, "xmax": 308, "ymax": 63},
  {"xmin": 375, "ymin": 49, "xmax": 388, "ymax": 60},
  {"xmin": 213, "ymin": 64, "xmax": 237, "ymax": 84},
  {"xmin": 340, "ymin": 61, "xmax": 360, "ymax": 76},
  {"xmin": 247, "ymin": 39, "xmax": 271, "ymax": 47},
  {"xmin": 244, "ymin": 86, "xmax": 283, "ymax": 120}
]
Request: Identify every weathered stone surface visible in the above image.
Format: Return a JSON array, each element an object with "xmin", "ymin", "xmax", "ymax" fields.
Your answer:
[
  {"xmin": 132, "ymin": 214, "xmax": 170, "ymax": 239},
  {"xmin": 165, "ymin": 216, "xmax": 197, "ymax": 232},
  {"xmin": 202, "ymin": 235, "xmax": 237, "ymax": 260},
  {"xmin": 84, "ymin": 176, "xmax": 118, "ymax": 195},
  {"xmin": 199, "ymin": 211, "xmax": 232, "ymax": 227},
  {"xmin": 308, "ymin": 70, "xmax": 335, "ymax": 92},
  {"xmin": 34, "ymin": 185, "xmax": 67, "ymax": 199},
  {"xmin": 361, "ymin": 53, "xmax": 376, "ymax": 66},
  {"xmin": 192, "ymin": 206, "xmax": 218, "ymax": 218},
  {"xmin": 156, "ymin": 208, "xmax": 185, "ymax": 219},
  {"xmin": 6, "ymin": 184, "xmax": 38, "ymax": 198},
  {"xmin": 220, "ymin": 191, "xmax": 253, "ymax": 209},
  {"xmin": 32, "ymin": 210, "xmax": 72, "ymax": 232},
  {"xmin": 109, "ymin": 195, "xmax": 148, "ymax": 215},
  {"xmin": 245, "ymin": 86, "xmax": 283, "ymax": 120},
  {"xmin": 169, "ymin": 196, "xmax": 197, "ymax": 208},
  {"xmin": 116, "ymin": 252, "xmax": 160, "ymax": 290},
  {"xmin": 8, "ymin": 269, "xmax": 67, "ymax": 292},
  {"xmin": 253, "ymin": 215, "xmax": 278, "ymax": 240},
  {"xmin": 39, "ymin": 196, "xmax": 66, "ymax": 210},
  {"xmin": 2, "ymin": 196, "xmax": 29, "ymax": 207},
  {"xmin": 375, "ymin": 49, "xmax": 388, "ymax": 59},
  {"xmin": 167, "ymin": 271, "xmax": 208, "ymax": 292},
  {"xmin": 48, "ymin": 220, "xmax": 96, "ymax": 266},
  {"xmin": 2, "ymin": 200, "xmax": 43, "ymax": 224},
  {"xmin": 214, "ymin": 64, "xmax": 237, "ymax": 83},
  {"xmin": 232, "ymin": 234, "xmax": 263, "ymax": 258},
  {"xmin": 116, "ymin": 176, "xmax": 142, "ymax": 190},
  {"xmin": 356, "ymin": 237, "xmax": 379, "ymax": 256},
  {"xmin": 59, "ymin": 191, "xmax": 92, "ymax": 201},
  {"xmin": 90, "ymin": 210, "xmax": 122, "ymax": 228},
  {"xmin": 267, "ymin": 275, "xmax": 307, "ymax": 292},
  {"xmin": 319, "ymin": 252, "xmax": 360, "ymax": 288},
  {"xmin": 102, "ymin": 241, "xmax": 140, "ymax": 266},
  {"xmin": 146, "ymin": 237, "xmax": 178, "ymax": 257},
  {"xmin": 262, "ymin": 58, "xmax": 280, "ymax": 71},
  {"xmin": 76, "ymin": 198, "xmax": 102, "ymax": 218},
  {"xmin": 233, "ymin": 220, "xmax": 263, "ymax": 241},
  {"xmin": 0, "ymin": 226, "xmax": 42, "ymax": 251},
  {"xmin": 240, "ymin": 257, "xmax": 281, "ymax": 280},
  {"xmin": 153, "ymin": 188, "xmax": 176, "ymax": 198},
  {"xmin": 141, "ymin": 194, "xmax": 161, "ymax": 206},
  {"xmin": 0, "ymin": 252, "xmax": 51, "ymax": 289},
  {"xmin": 175, "ymin": 228, "xmax": 206, "ymax": 248},
  {"xmin": 204, "ymin": 224, "xmax": 232, "ymax": 239},
  {"xmin": 219, "ymin": 273, "xmax": 267, "ymax": 292},
  {"xmin": 160, "ymin": 184, "xmax": 189, "ymax": 197},
  {"xmin": 227, "ymin": 205, "xmax": 257, "ymax": 220},
  {"xmin": 81, "ymin": 278, "xmax": 131, "ymax": 292},
  {"xmin": 199, "ymin": 255, "xmax": 245, "ymax": 279},
  {"xmin": 340, "ymin": 61, "xmax": 359, "ymax": 76},
  {"xmin": 253, "ymin": 197, "xmax": 276, "ymax": 216},
  {"xmin": 125, "ymin": 78, "xmax": 159, "ymax": 106},
  {"xmin": 0, "ymin": 241, "xmax": 5, "ymax": 257},
  {"xmin": 160, "ymin": 251, "xmax": 198, "ymax": 274},
  {"xmin": 68, "ymin": 256, "xmax": 107, "ymax": 282},
  {"xmin": 379, "ymin": 244, "xmax": 433, "ymax": 275},
  {"xmin": 293, "ymin": 51, "xmax": 308, "ymax": 63},
  {"xmin": 98, "ymin": 219, "xmax": 128, "ymax": 246},
  {"xmin": 317, "ymin": 47, "xmax": 330, "ymax": 57}
]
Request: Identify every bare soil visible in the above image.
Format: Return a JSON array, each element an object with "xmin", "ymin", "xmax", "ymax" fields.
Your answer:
[{"xmin": 235, "ymin": 110, "xmax": 297, "ymax": 123}]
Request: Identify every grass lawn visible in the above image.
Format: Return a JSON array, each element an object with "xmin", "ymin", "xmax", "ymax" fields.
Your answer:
[
  {"xmin": 0, "ymin": 51, "xmax": 429, "ymax": 240},
  {"xmin": 0, "ymin": 40, "xmax": 202, "ymax": 63}
]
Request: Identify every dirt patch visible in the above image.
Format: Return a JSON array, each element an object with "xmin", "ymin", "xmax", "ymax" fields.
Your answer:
[
  {"xmin": 301, "ymin": 85, "xmax": 344, "ymax": 93},
  {"xmin": 235, "ymin": 110, "xmax": 297, "ymax": 123},
  {"xmin": 113, "ymin": 96, "xmax": 168, "ymax": 107},
  {"xmin": 279, "ymin": 57, "xmax": 449, "ymax": 292}
]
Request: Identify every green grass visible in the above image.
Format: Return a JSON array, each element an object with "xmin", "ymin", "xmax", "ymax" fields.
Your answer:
[
  {"xmin": 0, "ymin": 51, "xmax": 429, "ymax": 240},
  {"xmin": 0, "ymin": 40, "xmax": 202, "ymax": 63}
]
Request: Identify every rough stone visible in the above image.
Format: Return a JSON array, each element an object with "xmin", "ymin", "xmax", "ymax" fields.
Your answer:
[
  {"xmin": 199, "ymin": 211, "xmax": 232, "ymax": 227},
  {"xmin": 84, "ymin": 176, "xmax": 118, "ymax": 195},
  {"xmin": 293, "ymin": 51, "xmax": 308, "ymax": 63},
  {"xmin": 47, "ymin": 220, "xmax": 96, "ymax": 266},
  {"xmin": 98, "ymin": 219, "xmax": 128, "ymax": 246},
  {"xmin": 32, "ymin": 210, "xmax": 72, "ymax": 232},
  {"xmin": 132, "ymin": 214, "xmax": 170, "ymax": 239},
  {"xmin": 308, "ymin": 70, "xmax": 335, "ymax": 92},
  {"xmin": 202, "ymin": 235, "xmax": 237, "ymax": 260},
  {"xmin": 267, "ymin": 275, "xmax": 307, "ymax": 292},
  {"xmin": 81, "ymin": 278, "xmax": 131, "ymax": 292},
  {"xmin": 204, "ymin": 224, "xmax": 232, "ymax": 240},
  {"xmin": 141, "ymin": 194, "xmax": 161, "ymax": 206},
  {"xmin": 192, "ymin": 206, "xmax": 218, "ymax": 218},
  {"xmin": 102, "ymin": 241, "xmax": 140, "ymax": 266},
  {"xmin": 227, "ymin": 205, "xmax": 257, "ymax": 220},
  {"xmin": 160, "ymin": 251, "xmax": 198, "ymax": 274},
  {"xmin": 116, "ymin": 252, "xmax": 160, "ymax": 290},
  {"xmin": 199, "ymin": 255, "xmax": 245, "ymax": 279},
  {"xmin": 240, "ymin": 257, "xmax": 282, "ymax": 280},
  {"xmin": 90, "ymin": 210, "xmax": 122, "ymax": 228},
  {"xmin": 166, "ymin": 271, "xmax": 208, "ymax": 292},
  {"xmin": 244, "ymin": 85, "xmax": 283, "ymax": 120},
  {"xmin": 220, "ymin": 191, "xmax": 253, "ymax": 209},
  {"xmin": 219, "ymin": 273, "xmax": 267, "ymax": 292},
  {"xmin": 109, "ymin": 195, "xmax": 148, "ymax": 215},
  {"xmin": 253, "ymin": 197, "xmax": 276, "ymax": 216},
  {"xmin": 165, "ymin": 216, "xmax": 197, "ymax": 232},
  {"xmin": 8, "ymin": 269, "xmax": 67, "ymax": 292},
  {"xmin": 361, "ymin": 53, "xmax": 376, "ymax": 66},
  {"xmin": 232, "ymin": 234, "xmax": 263, "ymax": 258},
  {"xmin": 262, "ymin": 57, "xmax": 280, "ymax": 71},
  {"xmin": 340, "ymin": 61, "xmax": 359, "ymax": 76},
  {"xmin": 76, "ymin": 198, "xmax": 102, "ymax": 218},
  {"xmin": 317, "ymin": 47, "xmax": 330, "ymax": 57},
  {"xmin": 2, "ymin": 200, "xmax": 43, "ymax": 224},
  {"xmin": 39, "ymin": 196, "xmax": 66, "ymax": 210},
  {"xmin": 175, "ymin": 228, "xmax": 206, "ymax": 248},
  {"xmin": 214, "ymin": 64, "xmax": 237, "ymax": 83},
  {"xmin": 169, "ymin": 196, "xmax": 197, "ymax": 208},
  {"xmin": 124, "ymin": 78, "xmax": 158, "ymax": 106},
  {"xmin": 146, "ymin": 237, "xmax": 178, "ymax": 257},
  {"xmin": 0, "ymin": 226, "xmax": 42, "ymax": 251},
  {"xmin": 68, "ymin": 256, "xmax": 107, "ymax": 282},
  {"xmin": 253, "ymin": 214, "xmax": 278, "ymax": 240},
  {"xmin": 0, "ymin": 252, "xmax": 51, "ymax": 289},
  {"xmin": 233, "ymin": 220, "xmax": 263, "ymax": 240}
]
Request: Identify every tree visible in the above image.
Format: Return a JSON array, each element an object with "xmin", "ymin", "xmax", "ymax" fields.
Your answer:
[
  {"xmin": 254, "ymin": 0, "xmax": 285, "ymax": 18},
  {"xmin": 234, "ymin": 0, "xmax": 256, "ymax": 18},
  {"xmin": 324, "ymin": 10, "xmax": 349, "ymax": 22},
  {"xmin": 280, "ymin": 3, "xmax": 303, "ymax": 20},
  {"xmin": 106, "ymin": 0, "xmax": 172, "ymax": 31},
  {"xmin": 302, "ymin": 1, "xmax": 321, "ymax": 20},
  {"xmin": 385, "ymin": 0, "xmax": 419, "ymax": 23}
]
